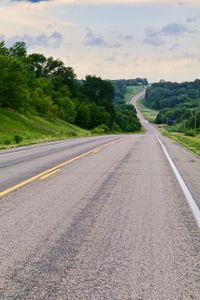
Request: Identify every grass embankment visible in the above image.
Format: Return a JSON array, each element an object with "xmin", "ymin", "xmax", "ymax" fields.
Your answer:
[
  {"xmin": 159, "ymin": 129, "xmax": 200, "ymax": 157},
  {"xmin": 136, "ymin": 98, "xmax": 158, "ymax": 123},
  {"xmin": 136, "ymin": 99, "xmax": 200, "ymax": 157},
  {"xmin": 124, "ymin": 86, "xmax": 146, "ymax": 104},
  {"xmin": 0, "ymin": 108, "xmax": 90, "ymax": 149}
]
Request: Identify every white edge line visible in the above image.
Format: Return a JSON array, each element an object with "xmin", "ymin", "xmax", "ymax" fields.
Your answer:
[
  {"xmin": 0, "ymin": 142, "xmax": 69, "ymax": 157},
  {"xmin": 156, "ymin": 134, "xmax": 200, "ymax": 228}
]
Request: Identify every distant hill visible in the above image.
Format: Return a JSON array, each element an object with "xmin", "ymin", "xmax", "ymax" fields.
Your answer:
[{"xmin": 145, "ymin": 80, "xmax": 200, "ymax": 131}]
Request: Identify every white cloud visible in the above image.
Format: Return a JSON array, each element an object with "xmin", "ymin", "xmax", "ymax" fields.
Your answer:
[
  {"xmin": 1, "ymin": 31, "xmax": 63, "ymax": 48},
  {"xmin": 84, "ymin": 28, "xmax": 122, "ymax": 48},
  {"xmin": 143, "ymin": 20, "xmax": 196, "ymax": 47}
]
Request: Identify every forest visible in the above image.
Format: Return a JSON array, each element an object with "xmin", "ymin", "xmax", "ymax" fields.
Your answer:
[
  {"xmin": 0, "ymin": 41, "xmax": 141, "ymax": 134},
  {"xmin": 145, "ymin": 80, "xmax": 200, "ymax": 133}
]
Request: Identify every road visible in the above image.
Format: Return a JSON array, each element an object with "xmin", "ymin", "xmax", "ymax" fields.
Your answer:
[{"xmin": 0, "ymin": 95, "xmax": 200, "ymax": 299}]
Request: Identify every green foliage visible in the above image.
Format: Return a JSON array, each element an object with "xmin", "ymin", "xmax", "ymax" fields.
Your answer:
[
  {"xmin": 2, "ymin": 137, "xmax": 11, "ymax": 145},
  {"xmin": 111, "ymin": 78, "xmax": 148, "ymax": 103},
  {"xmin": 185, "ymin": 129, "xmax": 195, "ymax": 137},
  {"xmin": 92, "ymin": 124, "xmax": 109, "ymax": 134},
  {"xmin": 82, "ymin": 75, "xmax": 115, "ymax": 117},
  {"xmin": 0, "ymin": 41, "xmax": 9, "ymax": 56},
  {"xmin": 0, "ymin": 55, "xmax": 30, "ymax": 109},
  {"xmin": 0, "ymin": 40, "xmax": 142, "ymax": 135},
  {"xmin": 14, "ymin": 134, "xmax": 23, "ymax": 144},
  {"xmin": 124, "ymin": 86, "xmax": 145, "ymax": 104},
  {"xmin": 136, "ymin": 99, "xmax": 158, "ymax": 123},
  {"xmin": 146, "ymin": 80, "xmax": 200, "ymax": 131},
  {"xmin": 111, "ymin": 122, "xmax": 121, "ymax": 133},
  {"xmin": 9, "ymin": 42, "xmax": 27, "ymax": 58},
  {"xmin": 115, "ymin": 104, "xmax": 141, "ymax": 132},
  {"xmin": 76, "ymin": 102, "xmax": 91, "ymax": 129},
  {"xmin": 0, "ymin": 108, "xmax": 90, "ymax": 149},
  {"xmin": 160, "ymin": 130, "xmax": 200, "ymax": 157}
]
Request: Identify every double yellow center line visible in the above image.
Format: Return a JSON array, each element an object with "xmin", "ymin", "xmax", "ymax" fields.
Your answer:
[{"xmin": 0, "ymin": 137, "xmax": 123, "ymax": 198}]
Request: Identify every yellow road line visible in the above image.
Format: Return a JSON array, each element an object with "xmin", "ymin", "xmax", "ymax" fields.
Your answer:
[
  {"xmin": 92, "ymin": 149, "xmax": 100, "ymax": 154},
  {"xmin": 0, "ymin": 137, "xmax": 123, "ymax": 198},
  {"xmin": 40, "ymin": 169, "xmax": 60, "ymax": 180}
]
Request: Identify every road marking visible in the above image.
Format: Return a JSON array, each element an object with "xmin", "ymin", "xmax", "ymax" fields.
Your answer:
[
  {"xmin": 0, "ymin": 137, "xmax": 123, "ymax": 198},
  {"xmin": 0, "ymin": 137, "xmax": 118, "ymax": 157},
  {"xmin": 0, "ymin": 142, "xmax": 69, "ymax": 157},
  {"xmin": 92, "ymin": 149, "xmax": 100, "ymax": 154},
  {"xmin": 156, "ymin": 134, "xmax": 200, "ymax": 228},
  {"xmin": 40, "ymin": 169, "xmax": 60, "ymax": 180}
]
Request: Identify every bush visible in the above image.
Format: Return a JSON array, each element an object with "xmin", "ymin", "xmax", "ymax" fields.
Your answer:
[
  {"xmin": 14, "ymin": 134, "xmax": 23, "ymax": 143},
  {"xmin": 185, "ymin": 129, "xmax": 195, "ymax": 137},
  {"xmin": 92, "ymin": 124, "xmax": 109, "ymax": 134},
  {"xmin": 67, "ymin": 130, "xmax": 78, "ymax": 137},
  {"xmin": 3, "ymin": 137, "xmax": 11, "ymax": 145},
  {"xmin": 111, "ymin": 122, "xmax": 121, "ymax": 132}
]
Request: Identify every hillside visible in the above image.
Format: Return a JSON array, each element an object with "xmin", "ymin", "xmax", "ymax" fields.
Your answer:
[{"xmin": 0, "ymin": 108, "xmax": 90, "ymax": 149}]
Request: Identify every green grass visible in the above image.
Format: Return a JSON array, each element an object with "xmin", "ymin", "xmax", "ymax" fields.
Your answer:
[
  {"xmin": 136, "ymin": 99, "xmax": 200, "ymax": 157},
  {"xmin": 136, "ymin": 98, "xmax": 158, "ymax": 123},
  {"xmin": 0, "ymin": 108, "xmax": 91, "ymax": 149},
  {"xmin": 159, "ymin": 128, "xmax": 200, "ymax": 157},
  {"xmin": 124, "ymin": 86, "xmax": 146, "ymax": 104}
]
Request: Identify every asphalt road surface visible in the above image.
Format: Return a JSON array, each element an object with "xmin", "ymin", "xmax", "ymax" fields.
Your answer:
[{"xmin": 0, "ymin": 94, "xmax": 200, "ymax": 299}]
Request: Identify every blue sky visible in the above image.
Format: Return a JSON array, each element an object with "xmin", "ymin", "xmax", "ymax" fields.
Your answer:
[{"xmin": 0, "ymin": 0, "xmax": 200, "ymax": 82}]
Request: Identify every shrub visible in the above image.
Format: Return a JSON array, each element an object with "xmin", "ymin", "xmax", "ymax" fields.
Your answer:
[
  {"xmin": 3, "ymin": 138, "xmax": 11, "ymax": 145},
  {"xmin": 67, "ymin": 130, "xmax": 78, "ymax": 137},
  {"xmin": 14, "ymin": 134, "xmax": 23, "ymax": 143},
  {"xmin": 111, "ymin": 122, "xmax": 121, "ymax": 132},
  {"xmin": 185, "ymin": 129, "xmax": 195, "ymax": 137},
  {"xmin": 92, "ymin": 124, "xmax": 109, "ymax": 134}
]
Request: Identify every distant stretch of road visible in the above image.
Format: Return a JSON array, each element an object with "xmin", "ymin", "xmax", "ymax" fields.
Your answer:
[{"xmin": 0, "ymin": 93, "xmax": 200, "ymax": 299}]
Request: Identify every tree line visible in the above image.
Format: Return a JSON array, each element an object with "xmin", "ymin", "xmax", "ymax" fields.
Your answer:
[
  {"xmin": 0, "ymin": 41, "xmax": 141, "ymax": 133},
  {"xmin": 145, "ymin": 80, "xmax": 200, "ymax": 133}
]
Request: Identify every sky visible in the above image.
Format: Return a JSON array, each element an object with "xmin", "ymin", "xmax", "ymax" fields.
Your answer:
[{"xmin": 0, "ymin": 0, "xmax": 200, "ymax": 82}]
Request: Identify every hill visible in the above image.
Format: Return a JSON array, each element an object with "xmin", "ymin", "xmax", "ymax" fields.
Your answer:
[{"xmin": 0, "ymin": 108, "xmax": 90, "ymax": 149}]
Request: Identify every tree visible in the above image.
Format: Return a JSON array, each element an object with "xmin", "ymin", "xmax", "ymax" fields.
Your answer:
[
  {"xmin": 76, "ymin": 103, "xmax": 91, "ymax": 128},
  {"xmin": 0, "ymin": 55, "xmax": 30, "ymax": 109},
  {"xmin": 0, "ymin": 41, "xmax": 8, "ymax": 56},
  {"xmin": 27, "ymin": 53, "xmax": 47, "ymax": 77},
  {"xmin": 82, "ymin": 75, "xmax": 115, "ymax": 118},
  {"xmin": 9, "ymin": 42, "xmax": 27, "ymax": 58}
]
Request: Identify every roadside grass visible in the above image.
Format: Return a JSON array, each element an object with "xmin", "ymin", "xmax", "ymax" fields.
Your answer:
[
  {"xmin": 124, "ymin": 86, "xmax": 146, "ymax": 104},
  {"xmin": 136, "ymin": 98, "xmax": 158, "ymax": 123},
  {"xmin": 136, "ymin": 99, "xmax": 200, "ymax": 157},
  {"xmin": 0, "ymin": 108, "xmax": 91, "ymax": 149},
  {"xmin": 159, "ymin": 128, "xmax": 200, "ymax": 157}
]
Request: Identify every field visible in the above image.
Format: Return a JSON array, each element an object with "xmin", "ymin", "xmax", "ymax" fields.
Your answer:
[
  {"xmin": 124, "ymin": 86, "xmax": 146, "ymax": 104},
  {"xmin": 0, "ymin": 108, "xmax": 90, "ymax": 149}
]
